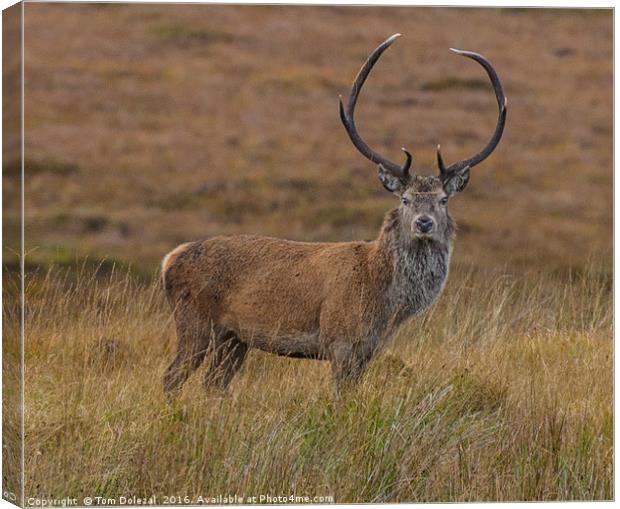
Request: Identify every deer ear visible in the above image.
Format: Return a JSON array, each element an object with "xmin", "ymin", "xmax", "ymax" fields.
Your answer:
[
  {"xmin": 442, "ymin": 165, "xmax": 470, "ymax": 196},
  {"xmin": 378, "ymin": 164, "xmax": 406, "ymax": 194}
]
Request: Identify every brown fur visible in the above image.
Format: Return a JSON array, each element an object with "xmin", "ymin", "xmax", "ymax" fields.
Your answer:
[
  {"xmin": 161, "ymin": 242, "xmax": 193, "ymax": 280},
  {"xmin": 162, "ymin": 34, "xmax": 506, "ymax": 394},
  {"xmin": 162, "ymin": 175, "xmax": 456, "ymax": 396},
  {"xmin": 161, "ymin": 36, "xmax": 506, "ymax": 397}
]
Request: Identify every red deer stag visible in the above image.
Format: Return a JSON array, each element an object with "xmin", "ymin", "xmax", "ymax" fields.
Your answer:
[{"xmin": 162, "ymin": 34, "xmax": 507, "ymax": 396}]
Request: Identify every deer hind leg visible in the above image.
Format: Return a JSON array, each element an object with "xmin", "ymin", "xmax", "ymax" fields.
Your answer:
[
  {"xmin": 203, "ymin": 330, "xmax": 248, "ymax": 393},
  {"xmin": 163, "ymin": 307, "xmax": 211, "ymax": 398}
]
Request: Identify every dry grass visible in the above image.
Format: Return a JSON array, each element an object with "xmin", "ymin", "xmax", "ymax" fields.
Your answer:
[{"xmin": 6, "ymin": 262, "xmax": 611, "ymax": 502}]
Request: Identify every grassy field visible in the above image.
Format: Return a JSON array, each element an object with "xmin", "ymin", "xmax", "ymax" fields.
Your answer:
[
  {"xmin": 5, "ymin": 262, "xmax": 610, "ymax": 502},
  {"xmin": 1, "ymin": 4, "xmax": 613, "ymax": 504}
]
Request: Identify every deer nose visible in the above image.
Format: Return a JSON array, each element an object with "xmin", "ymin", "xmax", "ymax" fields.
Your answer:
[{"xmin": 415, "ymin": 216, "xmax": 434, "ymax": 234}]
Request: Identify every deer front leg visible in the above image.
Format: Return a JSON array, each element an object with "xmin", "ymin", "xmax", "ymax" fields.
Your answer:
[{"xmin": 328, "ymin": 340, "xmax": 374, "ymax": 396}]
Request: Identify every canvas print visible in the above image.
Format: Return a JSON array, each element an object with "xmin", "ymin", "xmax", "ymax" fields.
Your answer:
[{"xmin": 2, "ymin": 2, "xmax": 613, "ymax": 505}]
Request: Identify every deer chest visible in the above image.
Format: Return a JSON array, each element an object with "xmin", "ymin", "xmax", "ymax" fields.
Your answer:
[{"xmin": 388, "ymin": 245, "xmax": 451, "ymax": 325}]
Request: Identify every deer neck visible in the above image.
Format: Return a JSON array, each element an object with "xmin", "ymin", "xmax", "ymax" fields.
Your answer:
[{"xmin": 376, "ymin": 208, "xmax": 453, "ymax": 325}]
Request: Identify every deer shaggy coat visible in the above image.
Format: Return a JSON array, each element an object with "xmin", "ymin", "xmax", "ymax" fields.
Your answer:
[
  {"xmin": 161, "ymin": 33, "xmax": 506, "ymax": 396},
  {"xmin": 162, "ymin": 177, "xmax": 455, "ymax": 396}
]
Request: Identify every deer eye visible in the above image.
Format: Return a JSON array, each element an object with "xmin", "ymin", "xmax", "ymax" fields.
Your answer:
[
  {"xmin": 439, "ymin": 197, "xmax": 449, "ymax": 206},
  {"xmin": 401, "ymin": 197, "xmax": 410, "ymax": 206}
]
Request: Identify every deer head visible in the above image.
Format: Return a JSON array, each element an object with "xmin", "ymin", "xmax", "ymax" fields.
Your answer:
[{"xmin": 339, "ymin": 33, "xmax": 507, "ymax": 241}]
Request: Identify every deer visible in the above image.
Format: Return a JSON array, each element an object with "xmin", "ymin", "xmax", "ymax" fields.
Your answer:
[{"xmin": 161, "ymin": 33, "xmax": 507, "ymax": 397}]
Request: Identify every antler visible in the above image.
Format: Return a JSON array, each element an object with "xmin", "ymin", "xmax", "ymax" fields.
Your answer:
[
  {"xmin": 437, "ymin": 49, "xmax": 507, "ymax": 179},
  {"xmin": 339, "ymin": 33, "xmax": 412, "ymax": 181}
]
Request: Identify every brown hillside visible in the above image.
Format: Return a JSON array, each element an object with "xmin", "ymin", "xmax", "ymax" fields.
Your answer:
[{"xmin": 5, "ymin": 5, "xmax": 612, "ymax": 274}]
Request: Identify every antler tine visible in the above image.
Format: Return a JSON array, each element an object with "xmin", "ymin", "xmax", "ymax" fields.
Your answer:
[
  {"xmin": 401, "ymin": 147, "xmax": 412, "ymax": 173},
  {"xmin": 439, "ymin": 49, "xmax": 507, "ymax": 177},
  {"xmin": 339, "ymin": 33, "xmax": 412, "ymax": 180},
  {"xmin": 436, "ymin": 144, "xmax": 447, "ymax": 176}
]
